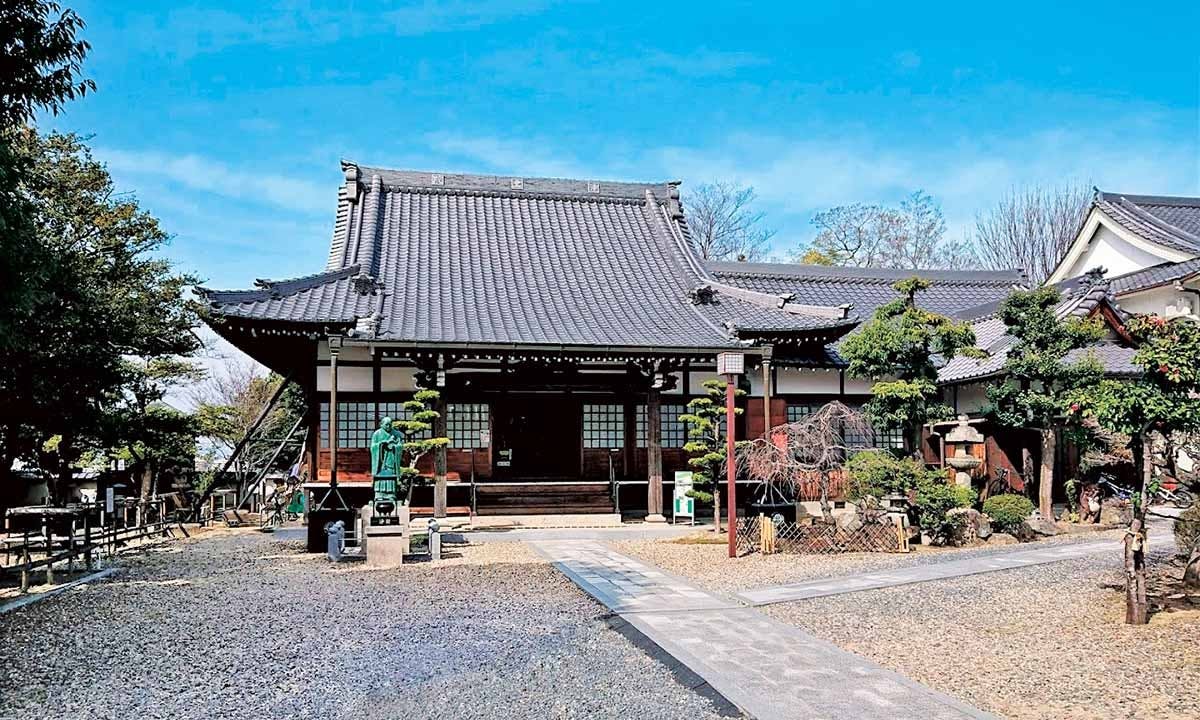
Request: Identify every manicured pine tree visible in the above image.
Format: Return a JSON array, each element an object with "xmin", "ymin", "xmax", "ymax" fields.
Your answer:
[{"xmin": 680, "ymin": 379, "xmax": 744, "ymax": 532}]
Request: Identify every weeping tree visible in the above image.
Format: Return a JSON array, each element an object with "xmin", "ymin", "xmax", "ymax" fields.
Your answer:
[
  {"xmin": 680, "ymin": 379, "xmax": 744, "ymax": 532},
  {"xmin": 1067, "ymin": 315, "xmax": 1200, "ymax": 623},
  {"xmin": 841, "ymin": 277, "xmax": 984, "ymax": 457},
  {"xmin": 737, "ymin": 401, "xmax": 873, "ymax": 522},
  {"xmin": 391, "ymin": 388, "xmax": 450, "ymax": 504}
]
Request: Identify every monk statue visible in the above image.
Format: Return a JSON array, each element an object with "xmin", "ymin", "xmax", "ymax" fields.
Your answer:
[{"xmin": 369, "ymin": 416, "xmax": 404, "ymax": 518}]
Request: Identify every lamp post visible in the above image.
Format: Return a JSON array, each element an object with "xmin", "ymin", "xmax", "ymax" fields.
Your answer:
[{"xmin": 717, "ymin": 352, "xmax": 744, "ymax": 559}]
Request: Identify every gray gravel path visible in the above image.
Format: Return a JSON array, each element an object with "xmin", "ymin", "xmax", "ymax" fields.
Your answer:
[
  {"xmin": 766, "ymin": 549, "xmax": 1200, "ymax": 720},
  {"xmin": 0, "ymin": 529, "xmax": 731, "ymax": 720}
]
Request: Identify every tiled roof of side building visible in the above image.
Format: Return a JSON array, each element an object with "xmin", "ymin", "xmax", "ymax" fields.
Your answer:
[
  {"xmin": 1094, "ymin": 192, "xmax": 1200, "ymax": 256},
  {"xmin": 200, "ymin": 163, "xmax": 857, "ymax": 350},
  {"xmin": 709, "ymin": 261, "xmax": 1026, "ymax": 318}
]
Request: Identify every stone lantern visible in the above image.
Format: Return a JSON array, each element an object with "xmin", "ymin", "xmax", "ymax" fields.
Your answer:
[{"xmin": 944, "ymin": 415, "xmax": 984, "ymax": 488}]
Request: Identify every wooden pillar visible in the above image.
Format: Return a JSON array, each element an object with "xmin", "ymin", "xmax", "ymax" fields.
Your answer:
[
  {"xmin": 328, "ymin": 348, "xmax": 339, "ymax": 488},
  {"xmin": 761, "ymin": 348, "xmax": 774, "ymax": 439},
  {"xmin": 434, "ymin": 395, "xmax": 448, "ymax": 518},
  {"xmin": 646, "ymin": 386, "xmax": 665, "ymax": 522}
]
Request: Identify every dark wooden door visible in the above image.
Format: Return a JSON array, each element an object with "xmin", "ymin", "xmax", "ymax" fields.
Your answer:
[{"xmin": 493, "ymin": 395, "xmax": 579, "ymax": 479}]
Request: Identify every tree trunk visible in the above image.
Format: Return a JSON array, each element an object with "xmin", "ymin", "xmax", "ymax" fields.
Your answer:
[
  {"xmin": 1125, "ymin": 435, "xmax": 1151, "ymax": 625},
  {"xmin": 1184, "ymin": 539, "xmax": 1200, "ymax": 589},
  {"xmin": 1039, "ymin": 429, "xmax": 1056, "ymax": 520},
  {"xmin": 1021, "ymin": 445, "xmax": 1034, "ymax": 497},
  {"xmin": 137, "ymin": 463, "xmax": 154, "ymax": 526},
  {"xmin": 819, "ymin": 472, "xmax": 833, "ymax": 524},
  {"xmin": 713, "ymin": 487, "xmax": 722, "ymax": 533}
]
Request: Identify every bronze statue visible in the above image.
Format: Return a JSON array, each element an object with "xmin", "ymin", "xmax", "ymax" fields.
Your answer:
[{"xmin": 369, "ymin": 416, "xmax": 404, "ymax": 520}]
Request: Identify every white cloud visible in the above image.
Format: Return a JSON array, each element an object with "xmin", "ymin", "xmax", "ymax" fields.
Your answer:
[
  {"xmin": 98, "ymin": 147, "xmax": 331, "ymax": 215},
  {"xmin": 894, "ymin": 50, "xmax": 922, "ymax": 71}
]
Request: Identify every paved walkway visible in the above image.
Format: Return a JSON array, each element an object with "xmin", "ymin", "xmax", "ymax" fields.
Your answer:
[
  {"xmin": 738, "ymin": 537, "xmax": 1116, "ymax": 606},
  {"xmin": 533, "ymin": 539, "xmax": 996, "ymax": 720}
]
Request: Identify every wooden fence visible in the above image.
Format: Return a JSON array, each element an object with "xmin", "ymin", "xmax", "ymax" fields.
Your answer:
[{"xmin": 2, "ymin": 496, "xmax": 187, "ymax": 593}]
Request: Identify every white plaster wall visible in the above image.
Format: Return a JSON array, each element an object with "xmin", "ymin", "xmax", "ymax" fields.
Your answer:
[
  {"xmin": 843, "ymin": 376, "xmax": 874, "ymax": 394},
  {"xmin": 1119, "ymin": 286, "xmax": 1200, "ymax": 319},
  {"xmin": 316, "ymin": 341, "xmax": 371, "ymax": 361},
  {"xmin": 1064, "ymin": 225, "xmax": 1171, "ymax": 279},
  {"xmin": 688, "ymin": 371, "xmax": 721, "ymax": 395},
  {"xmin": 775, "ymin": 368, "xmax": 840, "ymax": 394},
  {"xmin": 953, "ymin": 383, "xmax": 990, "ymax": 415},
  {"xmin": 315, "ymin": 365, "xmax": 373, "ymax": 392},
  {"xmin": 381, "ymin": 366, "xmax": 418, "ymax": 392}
]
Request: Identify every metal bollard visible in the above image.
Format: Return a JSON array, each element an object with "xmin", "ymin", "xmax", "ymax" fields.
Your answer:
[
  {"xmin": 427, "ymin": 519, "xmax": 441, "ymax": 562},
  {"xmin": 325, "ymin": 520, "xmax": 345, "ymax": 562}
]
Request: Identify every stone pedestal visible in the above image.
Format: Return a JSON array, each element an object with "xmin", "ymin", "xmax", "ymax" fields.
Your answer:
[{"xmin": 362, "ymin": 504, "xmax": 410, "ymax": 569}]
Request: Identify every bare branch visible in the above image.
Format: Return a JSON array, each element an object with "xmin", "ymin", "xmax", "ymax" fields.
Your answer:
[
  {"xmin": 969, "ymin": 182, "xmax": 1092, "ymax": 283},
  {"xmin": 683, "ymin": 181, "xmax": 775, "ymax": 261}
]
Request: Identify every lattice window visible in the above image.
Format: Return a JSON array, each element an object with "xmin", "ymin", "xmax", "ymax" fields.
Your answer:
[
  {"xmin": 448, "ymin": 403, "xmax": 489, "ymax": 448},
  {"xmin": 583, "ymin": 404, "xmax": 625, "ymax": 449},
  {"xmin": 635, "ymin": 404, "xmax": 688, "ymax": 448},
  {"xmin": 786, "ymin": 403, "xmax": 818, "ymax": 423},
  {"xmin": 378, "ymin": 401, "xmax": 432, "ymax": 441},
  {"xmin": 318, "ymin": 401, "xmax": 376, "ymax": 448}
]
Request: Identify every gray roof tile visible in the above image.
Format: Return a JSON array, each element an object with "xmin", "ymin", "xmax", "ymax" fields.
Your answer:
[
  {"xmin": 709, "ymin": 261, "xmax": 1025, "ymax": 318},
  {"xmin": 201, "ymin": 163, "xmax": 855, "ymax": 350},
  {"xmin": 1095, "ymin": 192, "xmax": 1200, "ymax": 255}
]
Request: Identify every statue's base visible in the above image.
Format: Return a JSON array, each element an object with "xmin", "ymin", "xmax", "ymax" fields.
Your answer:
[{"xmin": 361, "ymin": 504, "xmax": 410, "ymax": 569}]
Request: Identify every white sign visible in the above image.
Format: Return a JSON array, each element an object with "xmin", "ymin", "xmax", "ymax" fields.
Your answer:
[
  {"xmin": 105, "ymin": 487, "xmax": 115, "ymax": 513},
  {"xmin": 673, "ymin": 471, "xmax": 695, "ymax": 524}
]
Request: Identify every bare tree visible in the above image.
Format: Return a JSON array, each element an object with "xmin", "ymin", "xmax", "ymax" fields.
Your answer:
[
  {"xmin": 970, "ymin": 183, "xmax": 1093, "ymax": 284},
  {"xmin": 800, "ymin": 191, "xmax": 973, "ymax": 269},
  {"xmin": 737, "ymin": 402, "xmax": 874, "ymax": 523},
  {"xmin": 683, "ymin": 181, "xmax": 775, "ymax": 261}
]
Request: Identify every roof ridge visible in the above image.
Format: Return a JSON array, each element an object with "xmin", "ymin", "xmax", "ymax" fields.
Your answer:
[
  {"xmin": 344, "ymin": 160, "xmax": 678, "ymax": 203},
  {"xmin": 1098, "ymin": 191, "xmax": 1200, "ymax": 208},
  {"xmin": 709, "ymin": 260, "xmax": 1025, "ymax": 286},
  {"xmin": 1112, "ymin": 196, "xmax": 1200, "ymax": 246},
  {"xmin": 197, "ymin": 264, "xmax": 362, "ymax": 300}
]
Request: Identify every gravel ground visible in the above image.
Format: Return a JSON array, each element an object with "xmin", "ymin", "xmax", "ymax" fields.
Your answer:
[
  {"xmin": 0, "ymin": 528, "xmax": 731, "ymax": 720},
  {"xmin": 614, "ymin": 527, "xmax": 1129, "ymax": 597},
  {"xmin": 765, "ymin": 551, "xmax": 1200, "ymax": 720}
]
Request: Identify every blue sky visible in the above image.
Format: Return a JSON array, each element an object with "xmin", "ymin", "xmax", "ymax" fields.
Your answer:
[{"xmin": 47, "ymin": 0, "xmax": 1200, "ymax": 291}]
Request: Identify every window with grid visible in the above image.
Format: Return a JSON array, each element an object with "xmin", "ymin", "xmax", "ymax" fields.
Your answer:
[
  {"xmin": 786, "ymin": 403, "xmax": 818, "ymax": 423},
  {"xmin": 448, "ymin": 403, "xmax": 489, "ymax": 448},
  {"xmin": 583, "ymin": 404, "xmax": 625, "ymax": 449},
  {"xmin": 635, "ymin": 404, "xmax": 688, "ymax": 448},
  {"xmin": 378, "ymin": 401, "xmax": 432, "ymax": 441},
  {"xmin": 318, "ymin": 401, "xmax": 376, "ymax": 448}
]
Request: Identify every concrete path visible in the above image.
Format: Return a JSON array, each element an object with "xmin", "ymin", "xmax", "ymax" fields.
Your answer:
[
  {"xmin": 738, "ymin": 538, "xmax": 1116, "ymax": 606},
  {"xmin": 534, "ymin": 539, "xmax": 996, "ymax": 720}
]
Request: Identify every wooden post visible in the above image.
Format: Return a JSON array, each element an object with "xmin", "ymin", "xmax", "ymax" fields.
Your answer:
[
  {"xmin": 646, "ymin": 386, "xmax": 665, "ymax": 522},
  {"xmin": 83, "ymin": 512, "xmax": 93, "ymax": 570},
  {"xmin": 760, "ymin": 349, "xmax": 773, "ymax": 439},
  {"xmin": 434, "ymin": 395, "xmax": 448, "ymax": 518},
  {"xmin": 726, "ymin": 374, "xmax": 738, "ymax": 559},
  {"xmin": 329, "ymin": 348, "xmax": 340, "ymax": 488}
]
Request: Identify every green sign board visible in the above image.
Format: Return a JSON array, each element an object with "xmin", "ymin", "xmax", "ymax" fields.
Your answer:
[{"xmin": 673, "ymin": 471, "xmax": 694, "ymax": 524}]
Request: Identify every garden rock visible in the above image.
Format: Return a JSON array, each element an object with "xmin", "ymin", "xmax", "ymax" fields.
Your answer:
[
  {"xmin": 1018, "ymin": 516, "xmax": 1062, "ymax": 540},
  {"xmin": 836, "ymin": 512, "xmax": 864, "ymax": 533},
  {"xmin": 946, "ymin": 508, "xmax": 985, "ymax": 546},
  {"xmin": 988, "ymin": 532, "xmax": 1019, "ymax": 545},
  {"xmin": 976, "ymin": 514, "xmax": 992, "ymax": 540},
  {"xmin": 1100, "ymin": 498, "xmax": 1133, "ymax": 526}
]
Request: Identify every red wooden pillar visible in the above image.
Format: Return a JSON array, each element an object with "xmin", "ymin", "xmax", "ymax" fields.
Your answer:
[
  {"xmin": 646, "ymin": 387, "xmax": 665, "ymax": 522},
  {"xmin": 725, "ymin": 373, "xmax": 737, "ymax": 558}
]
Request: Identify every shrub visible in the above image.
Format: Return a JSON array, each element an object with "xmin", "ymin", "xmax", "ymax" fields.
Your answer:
[
  {"xmin": 846, "ymin": 451, "xmax": 929, "ymax": 500},
  {"xmin": 983, "ymin": 494, "xmax": 1035, "ymax": 535},
  {"xmin": 1175, "ymin": 505, "xmax": 1200, "ymax": 556},
  {"xmin": 913, "ymin": 478, "xmax": 976, "ymax": 543}
]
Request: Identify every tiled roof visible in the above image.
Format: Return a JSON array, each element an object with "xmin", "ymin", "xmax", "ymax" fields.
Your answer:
[
  {"xmin": 938, "ymin": 281, "xmax": 1133, "ymax": 383},
  {"xmin": 1056, "ymin": 258, "xmax": 1200, "ymax": 298},
  {"xmin": 201, "ymin": 163, "xmax": 856, "ymax": 350},
  {"xmin": 1095, "ymin": 192, "xmax": 1200, "ymax": 256},
  {"xmin": 710, "ymin": 261, "xmax": 1025, "ymax": 318}
]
